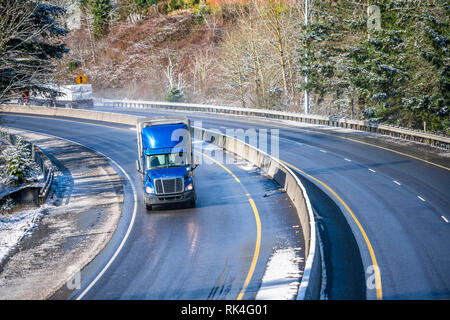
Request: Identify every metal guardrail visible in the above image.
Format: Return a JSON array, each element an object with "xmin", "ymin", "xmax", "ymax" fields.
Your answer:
[
  {"xmin": 39, "ymin": 167, "xmax": 53, "ymax": 205},
  {"xmin": 0, "ymin": 130, "xmax": 54, "ymax": 206},
  {"xmin": 102, "ymin": 99, "xmax": 450, "ymax": 150}
]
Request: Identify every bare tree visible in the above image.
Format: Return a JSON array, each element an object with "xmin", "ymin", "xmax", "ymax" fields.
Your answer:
[
  {"xmin": 219, "ymin": 29, "xmax": 250, "ymax": 107},
  {"xmin": 218, "ymin": 2, "xmax": 297, "ymax": 109},
  {"xmin": 163, "ymin": 47, "xmax": 184, "ymax": 92},
  {"xmin": 0, "ymin": 0, "xmax": 69, "ymax": 103},
  {"xmin": 192, "ymin": 47, "xmax": 216, "ymax": 97}
]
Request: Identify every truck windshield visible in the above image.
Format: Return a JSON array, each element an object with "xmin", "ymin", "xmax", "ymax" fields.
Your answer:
[{"xmin": 146, "ymin": 152, "xmax": 189, "ymax": 170}]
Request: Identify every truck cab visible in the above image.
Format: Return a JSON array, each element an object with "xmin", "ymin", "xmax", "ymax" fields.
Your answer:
[{"xmin": 136, "ymin": 117, "xmax": 196, "ymax": 210}]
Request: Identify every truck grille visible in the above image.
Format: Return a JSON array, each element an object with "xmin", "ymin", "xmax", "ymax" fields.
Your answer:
[{"xmin": 154, "ymin": 178, "xmax": 183, "ymax": 195}]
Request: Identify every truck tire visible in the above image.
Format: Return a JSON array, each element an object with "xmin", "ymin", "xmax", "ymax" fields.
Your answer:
[
  {"xmin": 146, "ymin": 204, "xmax": 152, "ymax": 211},
  {"xmin": 188, "ymin": 200, "xmax": 196, "ymax": 208}
]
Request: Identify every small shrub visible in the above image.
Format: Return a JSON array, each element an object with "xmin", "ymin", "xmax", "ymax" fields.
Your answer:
[
  {"xmin": 183, "ymin": 0, "xmax": 199, "ymax": 9},
  {"xmin": 193, "ymin": 2, "xmax": 209, "ymax": 23},
  {"xmin": 166, "ymin": 87, "xmax": 185, "ymax": 102},
  {"xmin": 167, "ymin": 0, "xmax": 182, "ymax": 12},
  {"xmin": 68, "ymin": 60, "xmax": 81, "ymax": 73},
  {"xmin": 1, "ymin": 137, "xmax": 32, "ymax": 185},
  {"xmin": 0, "ymin": 198, "xmax": 15, "ymax": 214}
]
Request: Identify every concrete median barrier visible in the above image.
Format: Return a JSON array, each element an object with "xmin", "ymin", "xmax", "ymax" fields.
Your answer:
[
  {"xmin": 0, "ymin": 105, "xmax": 137, "ymax": 126},
  {"xmin": 191, "ymin": 125, "xmax": 320, "ymax": 299}
]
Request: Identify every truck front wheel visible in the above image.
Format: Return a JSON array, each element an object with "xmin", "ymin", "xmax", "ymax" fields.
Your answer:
[
  {"xmin": 188, "ymin": 200, "xmax": 196, "ymax": 208},
  {"xmin": 144, "ymin": 198, "xmax": 152, "ymax": 211}
]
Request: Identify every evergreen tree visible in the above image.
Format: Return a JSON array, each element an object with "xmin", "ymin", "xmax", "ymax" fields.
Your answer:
[
  {"xmin": 166, "ymin": 87, "xmax": 185, "ymax": 102},
  {"xmin": 1, "ymin": 136, "xmax": 32, "ymax": 185},
  {"xmin": 297, "ymin": 0, "xmax": 334, "ymax": 103},
  {"xmin": 401, "ymin": 0, "xmax": 449, "ymax": 132},
  {"xmin": 346, "ymin": 0, "xmax": 449, "ymax": 132},
  {"xmin": 293, "ymin": 0, "xmax": 448, "ymax": 132},
  {"xmin": 296, "ymin": 0, "xmax": 361, "ymax": 115},
  {"xmin": 90, "ymin": 0, "xmax": 113, "ymax": 41},
  {"xmin": 347, "ymin": 2, "xmax": 409, "ymax": 124},
  {"xmin": 0, "ymin": 0, "xmax": 69, "ymax": 103}
]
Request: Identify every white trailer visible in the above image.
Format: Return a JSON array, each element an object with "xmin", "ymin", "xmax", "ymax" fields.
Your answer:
[{"xmin": 23, "ymin": 84, "xmax": 94, "ymax": 109}]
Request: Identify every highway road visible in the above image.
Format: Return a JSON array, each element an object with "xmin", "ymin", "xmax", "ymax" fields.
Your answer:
[
  {"xmin": 1, "ymin": 113, "xmax": 303, "ymax": 300},
  {"xmin": 93, "ymin": 106, "xmax": 450, "ymax": 300},
  {"xmin": 2, "ymin": 106, "xmax": 450, "ymax": 300}
]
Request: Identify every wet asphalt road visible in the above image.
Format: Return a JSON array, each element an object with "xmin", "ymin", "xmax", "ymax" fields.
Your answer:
[
  {"xmin": 1, "ymin": 114, "xmax": 303, "ymax": 300},
  {"xmin": 93, "ymin": 106, "xmax": 450, "ymax": 300}
]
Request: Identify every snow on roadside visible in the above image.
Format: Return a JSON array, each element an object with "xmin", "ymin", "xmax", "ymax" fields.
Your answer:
[
  {"xmin": 0, "ymin": 205, "xmax": 48, "ymax": 266},
  {"xmin": 256, "ymin": 247, "xmax": 304, "ymax": 300},
  {"xmin": 235, "ymin": 160, "xmax": 259, "ymax": 173}
]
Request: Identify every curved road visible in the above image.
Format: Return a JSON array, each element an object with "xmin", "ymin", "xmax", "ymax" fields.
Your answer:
[
  {"xmin": 94, "ymin": 106, "xmax": 450, "ymax": 300},
  {"xmin": 1, "ymin": 113, "xmax": 303, "ymax": 300}
]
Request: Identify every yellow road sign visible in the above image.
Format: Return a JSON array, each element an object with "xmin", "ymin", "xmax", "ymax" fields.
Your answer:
[{"xmin": 75, "ymin": 74, "xmax": 87, "ymax": 85}]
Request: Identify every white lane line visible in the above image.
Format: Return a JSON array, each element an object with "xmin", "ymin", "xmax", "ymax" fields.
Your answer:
[
  {"xmin": 441, "ymin": 216, "xmax": 449, "ymax": 223},
  {"xmin": 417, "ymin": 196, "xmax": 426, "ymax": 202},
  {"xmin": 393, "ymin": 180, "xmax": 401, "ymax": 186},
  {"xmin": 76, "ymin": 157, "xmax": 137, "ymax": 300},
  {"xmin": 279, "ymin": 137, "xmax": 304, "ymax": 146},
  {"xmin": 276, "ymin": 123, "xmax": 450, "ymax": 172},
  {"xmin": 344, "ymin": 158, "xmax": 352, "ymax": 162},
  {"xmin": 369, "ymin": 169, "xmax": 376, "ymax": 173},
  {"xmin": 319, "ymin": 150, "xmax": 327, "ymax": 153},
  {"xmin": 6, "ymin": 127, "xmax": 139, "ymax": 300}
]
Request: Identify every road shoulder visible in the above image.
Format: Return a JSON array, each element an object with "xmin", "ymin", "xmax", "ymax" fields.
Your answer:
[{"xmin": 0, "ymin": 128, "xmax": 124, "ymax": 299}]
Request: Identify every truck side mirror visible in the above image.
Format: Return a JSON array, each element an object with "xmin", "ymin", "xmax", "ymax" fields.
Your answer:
[
  {"xmin": 193, "ymin": 156, "xmax": 200, "ymax": 170},
  {"xmin": 136, "ymin": 160, "xmax": 141, "ymax": 173}
]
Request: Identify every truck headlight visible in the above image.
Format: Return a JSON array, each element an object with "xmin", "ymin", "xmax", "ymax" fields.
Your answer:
[
  {"xmin": 146, "ymin": 186, "xmax": 154, "ymax": 194},
  {"xmin": 185, "ymin": 183, "xmax": 193, "ymax": 191}
]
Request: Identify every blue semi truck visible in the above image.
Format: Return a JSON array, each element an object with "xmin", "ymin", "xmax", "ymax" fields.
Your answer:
[{"xmin": 136, "ymin": 117, "xmax": 197, "ymax": 210}]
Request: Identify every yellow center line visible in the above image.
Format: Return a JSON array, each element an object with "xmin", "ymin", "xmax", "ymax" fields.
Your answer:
[
  {"xmin": 201, "ymin": 153, "xmax": 261, "ymax": 300},
  {"xmin": 278, "ymin": 158, "xmax": 383, "ymax": 300},
  {"xmin": 202, "ymin": 153, "xmax": 241, "ymax": 184},
  {"xmin": 7, "ymin": 113, "xmax": 262, "ymax": 299},
  {"xmin": 238, "ymin": 197, "xmax": 261, "ymax": 300}
]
